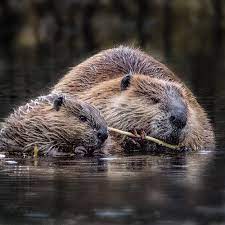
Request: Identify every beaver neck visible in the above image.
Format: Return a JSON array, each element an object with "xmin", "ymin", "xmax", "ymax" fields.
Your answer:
[
  {"xmin": 80, "ymin": 78, "xmax": 126, "ymax": 125},
  {"xmin": 81, "ymin": 77, "xmax": 120, "ymax": 101}
]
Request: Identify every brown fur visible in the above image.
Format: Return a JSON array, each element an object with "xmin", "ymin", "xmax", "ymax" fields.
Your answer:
[
  {"xmin": 0, "ymin": 93, "xmax": 109, "ymax": 156},
  {"xmin": 53, "ymin": 46, "xmax": 215, "ymax": 151},
  {"xmin": 54, "ymin": 46, "xmax": 178, "ymax": 94}
]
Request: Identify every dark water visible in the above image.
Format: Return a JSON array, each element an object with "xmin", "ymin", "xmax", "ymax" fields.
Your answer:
[{"xmin": 0, "ymin": 151, "xmax": 221, "ymax": 225}]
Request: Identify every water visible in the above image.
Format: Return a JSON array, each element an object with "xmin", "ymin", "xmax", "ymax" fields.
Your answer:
[
  {"xmin": 0, "ymin": 151, "xmax": 220, "ymax": 225},
  {"xmin": 0, "ymin": 16, "xmax": 225, "ymax": 225}
]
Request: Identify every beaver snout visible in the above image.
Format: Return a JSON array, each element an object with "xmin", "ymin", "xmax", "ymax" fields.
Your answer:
[
  {"xmin": 97, "ymin": 128, "xmax": 108, "ymax": 143},
  {"xmin": 170, "ymin": 110, "xmax": 187, "ymax": 129},
  {"xmin": 169, "ymin": 99, "xmax": 187, "ymax": 130}
]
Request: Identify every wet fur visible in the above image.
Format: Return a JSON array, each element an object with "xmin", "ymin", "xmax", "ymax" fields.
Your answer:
[
  {"xmin": 53, "ymin": 46, "xmax": 215, "ymax": 151},
  {"xmin": 0, "ymin": 93, "xmax": 108, "ymax": 156}
]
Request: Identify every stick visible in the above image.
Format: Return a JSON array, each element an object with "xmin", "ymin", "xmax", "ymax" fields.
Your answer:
[{"xmin": 108, "ymin": 127, "xmax": 179, "ymax": 150}]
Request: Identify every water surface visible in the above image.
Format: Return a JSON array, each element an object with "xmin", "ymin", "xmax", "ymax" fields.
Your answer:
[
  {"xmin": 0, "ymin": 150, "xmax": 222, "ymax": 225},
  {"xmin": 0, "ymin": 47, "xmax": 225, "ymax": 224}
]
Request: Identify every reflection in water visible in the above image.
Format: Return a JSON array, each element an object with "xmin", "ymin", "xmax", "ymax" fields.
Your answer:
[{"xmin": 0, "ymin": 150, "xmax": 221, "ymax": 225}]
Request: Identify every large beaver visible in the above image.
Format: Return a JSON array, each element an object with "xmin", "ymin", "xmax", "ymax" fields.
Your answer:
[
  {"xmin": 0, "ymin": 93, "xmax": 109, "ymax": 156},
  {"xmin": 53, "ymin": 46, "xmax": 215, "ymax": 151}
]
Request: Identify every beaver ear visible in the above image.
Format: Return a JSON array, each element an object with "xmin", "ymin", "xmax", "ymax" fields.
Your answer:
[
  {"xmin": 53, "ymin": 96, "xmax": 64, "ymax": 111},
  {"xmin": 121, "ymin": 74, "xmax": 132, "ymax": 91}
]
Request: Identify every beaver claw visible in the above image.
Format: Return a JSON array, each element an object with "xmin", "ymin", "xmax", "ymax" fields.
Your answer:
[
  {"xmin": 122, "ymin": 129, "xmax": 147, "ymax": 151},
  {"xmin": 130, "ymin": 129, "xmax": 146, "ymax": 140}
]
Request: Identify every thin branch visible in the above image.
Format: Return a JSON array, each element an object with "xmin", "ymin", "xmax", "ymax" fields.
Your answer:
[{"xmin": 108, "ymin": 127, "xmax": 179, "ymax": 150}]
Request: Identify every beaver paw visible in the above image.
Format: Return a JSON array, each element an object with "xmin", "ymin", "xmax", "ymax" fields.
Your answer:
[
  {"xmin": 74, "ymin": 146, "xmax": 88, "ymax": 156},
  {"xmin": 120, "ymin": 129, "xmax": 147, "ymax": 152},
  {"xmin": 122, "ymin": 138, "xmax": 142, "ymax": 152},
  {"xmin": 130, "ymin": 129, "xmax": 146, "ymax": 141},
  {"xmin": 122, "ymin": 135, "xmax": 141, "ymax": 152}
]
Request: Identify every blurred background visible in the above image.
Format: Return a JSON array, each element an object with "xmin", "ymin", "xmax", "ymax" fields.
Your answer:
[
  {"xmin": 0, "ymin": 0, "xmax": 224, "ymax": 121},
  {"xmin": 1, "ymin": 1, "xmax": 225, "ymax": 225}
]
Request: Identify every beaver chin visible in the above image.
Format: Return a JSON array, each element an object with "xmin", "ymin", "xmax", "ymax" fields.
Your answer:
[
  {"xmin": 162, "ymin": 132, "xmax": 183, "ymax": 145},
  {"xmin": 74, "ymin": 140, "xmax": 106, "ymax": 157},
  {"xmin": 150, "ymin": 128, "xmax": 186, "ymax": 146},
  {"xmin": 135, "ymin": 131, "xmax": 187, "ymax": 153}
]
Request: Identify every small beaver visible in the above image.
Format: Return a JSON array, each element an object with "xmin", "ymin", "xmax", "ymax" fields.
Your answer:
[
  {"xmin": 0, "ymin": 93, "xmax": 109, "ymax": 156},
  {"xmin": 53, "ymin": 46, "xmax": 215, "ymax": 151}
]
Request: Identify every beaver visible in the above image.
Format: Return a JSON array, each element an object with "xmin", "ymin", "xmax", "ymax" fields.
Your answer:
[
  {"xmin": 0, "ymin": 93, "xmax": 109, "ymax": 157},
  {"xmin": 53, "ymin": 46, "xmax": 215, "ymax": 151}
]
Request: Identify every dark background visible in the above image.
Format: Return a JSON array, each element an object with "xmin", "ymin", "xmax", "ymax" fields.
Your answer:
[
  {"xmin": 0, "ymin": 1, "xmax": 225, "ymax": 225},
  {"xmin": 0, "ymin": 0, "xmax": 224, "ymax": 121}
]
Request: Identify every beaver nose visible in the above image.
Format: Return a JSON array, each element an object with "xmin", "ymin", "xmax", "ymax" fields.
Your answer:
[
  {"xmin": 97, "ymin": 128, "xmax": 108, "ymax": 143},
  {"xmin": 170, "ymin": 109, "xmax": 187, "ymax": 129}
]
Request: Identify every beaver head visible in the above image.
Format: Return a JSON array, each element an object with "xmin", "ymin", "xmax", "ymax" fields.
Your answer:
[
  {"xmin": 0, "ymin": 94, "xmax": 108, "ymax": 156},
  {"xmin": 51, "ymin": 95, "xmax": 108, "ymax": 155},
  {"xmin": 103, "ymin": 74, "xmax": 197, "ymax": 149}
]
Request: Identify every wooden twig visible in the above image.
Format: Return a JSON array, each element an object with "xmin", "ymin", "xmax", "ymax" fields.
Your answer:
[{"xmin": 108, "ymin": 127, "xmax": 179, "ymax": 150}]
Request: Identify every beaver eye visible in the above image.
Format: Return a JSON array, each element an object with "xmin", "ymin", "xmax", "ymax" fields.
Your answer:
[
  {"xmin": 79, "ymin": 115, "xmax": 87, "ymax": 122},
  {"xmin": 151, "ymin": 97, "xmax": 160, "ymax": 104}
]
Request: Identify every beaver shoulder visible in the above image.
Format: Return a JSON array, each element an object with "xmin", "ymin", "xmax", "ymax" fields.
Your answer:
[{"xmin": 53, "ymin": 46, "xmax": 179, "ymax": 94}]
